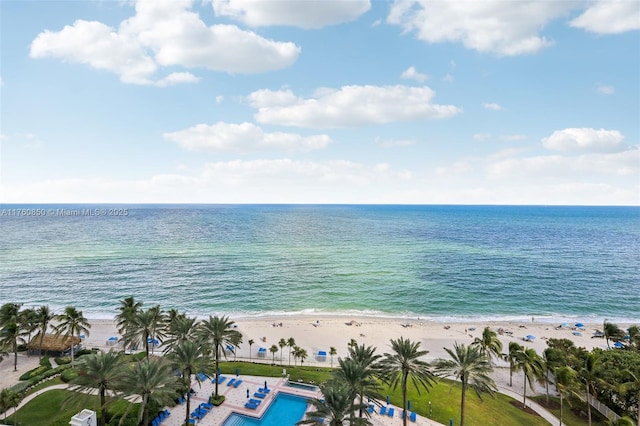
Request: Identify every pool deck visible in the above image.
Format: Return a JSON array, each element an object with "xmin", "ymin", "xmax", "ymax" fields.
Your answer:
[{"xmin": 159, "ymin": 374, "xmax": 444, "ymax": 426}]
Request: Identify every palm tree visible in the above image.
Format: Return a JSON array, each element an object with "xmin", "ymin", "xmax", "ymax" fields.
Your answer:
[
  {"xmin": 514, "ymin": 347, "xmax": 545, "ymax": 405},
  {"xmin": 627, "ymin": 325, "xmax": 640, "ymax": 350},
  {"xmin": 506, "ymin": 342, "xmax": 523, "ymax": 387},
  {"xmin": 122, "ymin": 308, "xmax": 165, "ymax": 358},
  {"xmin": 471, "ymin": 327, "xmax": 503, "ymax": 365},
  {"xmin": 198, "ymin": 315, "xmax": 242, "ymax": 398},
  {"xmin": 279, "ymin": 338, "xmax": 287, "ymax": 365},
  {"xmin": 287, "ymin": 337, "xmax": 296, "ymax": 366},
  {"xmin": 297, "ymin": 346, "xmax": 308, "ymax": 365},
  {"xmin": 115, "ymin": 296, "xmax": 142, "ymax": 336},
  {"xmin": 270, "ymin": 344, "xmax": 279, "ymax": 364},
  {"xmin": 166, "ymin": 340, "xmax": 211, "ymax": 426},
  {"xmin": 334, "ymin": 357, "xmax": 382, "ymax": 421},
  {"xmin": 435, "ymin": 343, "xmax": 497, "ymax": 426},
  {"xmin": 34, "ymin": 305, "xmax": 55, "ymax": 360},
  {"xmin": 346, "ymin": 343, "xmax": 382, "ymax": 418},
  {"xmin": 604, "ymin": 321, "xmax": 624, "ymax": 350},
  {"xmin": 555, "ymin": 366, "xmax": 579, "ymax": 426},
  {"xmin": 0, "ymin": 388, "xmax": 22, "ymax": 422},
  {"xmin": 330, "ymin": 347, "xmax": 337, "ymax": 368},
  {"xmin": 297, "ymin": 380, "xmax": 371, "ymax": 426},
  {"xmin": 248, "ymin": 339, "xmax": 254, "ymax": 362},
  {"xmin": 0, "ymin": 320, "xmax": 29, "ymax": 371},
  {"xmin": 19, "ymin": 308, "xmax": 38, "ymax": 346},
  {"xmin": 543, "ymin": 347, "xmax": 565, "ymax": 404},
  {"xmin": 579, "ymin": 352, "xmax": 602, "ymax": 426},
  {"xmin": 70, "ymin": 350, "xmax": 126, "ymax": 426},
  {"xmin": 162, "ymin": 315, "xmax": 197, "ymax": 354},
  {"xmin": 54, "ymin": 306, "xmax": 91, "ymax": 367},
  {"xmin": 379, "ymin": 337, "xmax": 437, "ymax": 426},
  {"xmin": 120, "ymin": 357, "xmax": 178, "ymax": 426}
]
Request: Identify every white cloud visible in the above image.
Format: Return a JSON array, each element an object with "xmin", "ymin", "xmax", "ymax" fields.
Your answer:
[
  {"xmin": 375, "ymin": 137, "xmax": 416, "ymax": 147},
  {"xmin": 542, "ymin": 128, "xmax": 626, "ymax": 153},
  {"xmin": 482, "ymin": 102, "xmax": 503, "ymax": 111},
  {"xmin": 570, "ymin": 1, "xmax": 640, "ymax": 34},
  {"xmin": 443, "ymin": 73, "xmax": 454, "ymax": 83},
  {"xmin": 248, "ymin": 85, "xmax": 462, "ymax": 128},
  {"xmin": 597, "ymin": 84, "xmax": 615, "ymax": 95},
  {"xmin": 387, "ymin": 0, "xmax": 575, "ymax": 56},
  {"xmin": 401, "ymin": 66, "xmax": 429, "ymax": 83},
  {"xmin": 215, "ymin": 96, "xmax": 224, "ymax": 104},
  {"xmin": 500, "ymin": 134, "xmax": 527, "ymax": 141},
  {"xmin": 30, "ymin": 0, "xmax": 300, "ymax": 85},
  {"xmin": 164, "ymin": 122, "xmax": 332, "ymax": 153},
  {"xmin": 473, "ymin": 133, "xmax": 491, "ymax": 141},
  {"xmin": 211, "ymin": 0, "xmax": 371, "ymax": 29}
]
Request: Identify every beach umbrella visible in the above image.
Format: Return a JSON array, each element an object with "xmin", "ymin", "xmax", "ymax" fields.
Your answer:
[
  {"xmin": 386, "ymin": 395, "xmax": 390, "ymax": 405},
  {"xmin": 526, "ymin": 335, "xmax": 536, "ymax": 340},
  {"xmin": 236, "ymin": 368, "xmax": 239, "ymax": 377},
  {"xmin": 408, "ymin": 400, "xmax": 412, "ymax": 411},
  {"xmin": 246, "ymin": 389, "xmax": 249, "ymax": 398},
  {"xmin": 264, "ymin": 380, "xmax": 268, "ymax": 390},
  {"xmin": 575, "ymin": 323, "xmax": 584, "ymax": 328},
  {"xmin": 613, "ymin": 342, "xmax": 624, "ymax": 348}
]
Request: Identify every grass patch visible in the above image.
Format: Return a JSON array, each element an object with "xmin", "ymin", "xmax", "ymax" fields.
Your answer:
[
  {"xmin": 6, "ymin": 390, "xmax": 84, "ymax": 426},
  {"xmin": 217, "ymin": 361, "xmax": 333, "ymax": 384},
  {"xmin": 24, "ymin": 376, "xmax": 64, "ymax": 395}
]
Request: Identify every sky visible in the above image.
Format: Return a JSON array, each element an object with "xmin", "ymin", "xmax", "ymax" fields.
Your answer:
[{"xmin": 1, "ymin": 0, "xmax": 639, "ymax": 205}]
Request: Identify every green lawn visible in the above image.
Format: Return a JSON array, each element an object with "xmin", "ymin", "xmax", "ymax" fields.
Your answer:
[{"xmin": 531, "ymin": 395, "xmax": 608, "ymax": 426}]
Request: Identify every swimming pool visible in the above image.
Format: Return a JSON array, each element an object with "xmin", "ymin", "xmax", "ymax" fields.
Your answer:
[
  {"xmin": 222, "ymin": 393, "xmax": 309, "ymax": 426},
  {"xmin": 285, "ymin": 381, "xmax": 318, "ymax": 391}
]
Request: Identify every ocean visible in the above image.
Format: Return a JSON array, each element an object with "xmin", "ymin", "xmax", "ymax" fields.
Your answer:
[{"xmin": 1, "ymin": 204, "xmax": 638, "ymax": 323}]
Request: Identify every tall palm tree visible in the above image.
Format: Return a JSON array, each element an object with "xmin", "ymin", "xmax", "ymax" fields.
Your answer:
[
  {"xmin": 19, "ymin": 308, "xmax": 38, "ymax": 347},
  {"xmin": 0, "ymin": 320, "xmax": 29, "ymax": 371},
  {"xmin": 379, "ymin": 337, "xmax": 436, "ymax": 426},
  {"xmin": 346, "ymin": 343, "xmax": 382, "ymax": 418},
  {"xmin": 555, "ymin": 366, "xmax": 579, "ymax": 426},
  {"xmin": 198, "ymin": 315, "xmax": 242, "ymax": 398},
  {"xmin": 70, "ymin": 350, "xmax": 126, "ymax": 426},
  {"xmin": 619, "ymin": 370, "xmax": 640, "ymax": 426},
  {"xmin": 166, "ymin": 340, "xmax": 211, "ymax": 426},
  {"xmin": 514, "ymin": 347, "xmax": 545, "ymax": 405},
  {"xmin": 162, "ymin": 315, "xmax": 197, "ymax": 354},
  {"xmin": 471, "ymin": 327, "xmax": 503, "ymax": 365},
  {"xmin": 122, "ymin": 307, "xmax": 165, "ymax": 358},
  {"xmin": 248, "ymin": 339, "xmax": 254, "ymax": 362},
  {"xmin": 120, "ymin": 357, "xmax": 178, "ymax": 426},
  {"xmin": 604, "ymin": 321, "xmax": 624, "ymax": 350},
  {"xmin": 115, "ymin": 297, "xmax": 142, "ymax": 345},
  {"xmin": 579, "ymin": 352, "xmax": 602, "ymax": 426},
  {"xmin": 270, "ymin": 344, "xmax": 279, "ymax": 364},
  {"xmin": 334, "ymin": 357, "xmax": 382, "ymax": 421},
  {"xmin": 330, "ymin": 347, "xmax": 337, "ymax": 368},
  {"xmin": 54, "ymin": 306, "xmax": 91, "ymax": 367},
  {"xmin": 35, "ymin": 305, "xmax": 55, "ymax": 360},
  {"xmin": 435, "ymin": 343, "xmax": 497, "ymax": 426},
  {"xmin": 287, "ymin": 337, "xmax": 296, "ymax": 367},
  {"xmin": 506, "ymin": 342, "xmax": 523, "ymax": 387},
  {"xmin": 297, "ymin": 380, "xmax": 371, "ymax": 426},
  {"xmin": 543, "ymin": 347, "xmax": 564, "ymax": 404},
  {"xmin": 279, "ymin": 338, "xmax": 287, "ymax": 365}
]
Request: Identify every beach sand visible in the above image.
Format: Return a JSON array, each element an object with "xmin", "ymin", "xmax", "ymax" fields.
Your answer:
[{"xmin": 1, "ymin": 315, "xmax": 627, "ymax": 398}]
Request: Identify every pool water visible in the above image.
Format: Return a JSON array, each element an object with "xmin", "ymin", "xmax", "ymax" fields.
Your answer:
[{"xmin": 222, "ymin": 393, "xmax": 309, "ymax": 426}]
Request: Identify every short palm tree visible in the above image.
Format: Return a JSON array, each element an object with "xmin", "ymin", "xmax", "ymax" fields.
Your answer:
[
  {"xmin": 162, "ymin": 315, "xmax": 197, "ymax": 354},
  {"xmin": 120, "ymin": 357, "xmax": 178, "ymax": 426},
  {"xmin": 514, "ymin": 347, "xmax": 545, "ymax": 405},
  {"xmin": 0, "ymin": 320, "xmax": 29, "ymax": 371},
  {"xmin": 198, "ymin": 315, "xmax": 242, "ymax": 398},
  {"xmin": 471, "ymin": 327, "xmax": 503, "ymax": 365},
  {"xmin": 70, "ymin": 350, "xmax": 126, "ymax": 426},
  {"xmin": 115, "ymin": 296, "xmax": 142, "ymax": 338},
  {"xmin": 270, "ymin": 344, "xmax": 279, "ymax": 364},
  {"xmin": 379, "ymin": 337, "xmax": 436, "ymax": 426},
  {"xmin": 35, "ymin": 305, "xmax": 55, "ymax": 360},
  {"xmin": 287, "ymin": 337, "xmax": 296, "ymax": 366},
  {"xmin": 297, "ymin": 380, "xmax": 371, "ymax": 426},
  {"xmin": 604, "ymin": 321, "xmax": 624, "ymax": 349},
  {"xmin": 0, "ymin": 388, "xmax": 22, "ymax": 422},
  {"xmin": 435, "ymin": 343, "xmax": 497, "ymax": 426},
  {"xmin": 334, "ymin": 357, "xmax": 382, "ymax": 421},
  {"xmin": 248, "ymin": 339, "xmax": 255, "ymax": 362},
  {"xmin": 279, "ymin": 338, "xmax": 287, "ymax": 365},
  {"xmin": 54, "ymin": 306, "xmax": 91, "ymax": 367},
  {"xmin": 345, "ymin": 343, "xmax": 382, "ymax": 418},
  {"xmin": 579, "ymin": 352, "xmax": 602, "ymax": 426},
  {"xmin": 166, "ymin": 340, "xmax": 211, "ymax": 426},
  {"xmin": 122, "ymin": 307, "xmax": 165, "ymax": 358},
  {"xmin": 506, "ymin": 342, "xmax": 523, "ymax": 387}
]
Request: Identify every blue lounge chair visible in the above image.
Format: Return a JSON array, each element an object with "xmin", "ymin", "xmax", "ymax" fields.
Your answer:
[
  {"xmin": 188, "ymin": 419, "xmax": 195, "ymax": 425},
  {"xmin": 249, "ymin": 398, "xmax": 262, "ymax": 404},
  {"xmin": 177, "ymin": 396, "xmax": 185, "ymax": 404},
  {"xmin": 234, "ymin": 379, "xmax": 242, "ymax": 387},
  {"xmin": 388, "ymin": 407, "xmax": 395, "ymax": 417},
  {"xmin": 227, "ymin": 378, "xmax": 236, "ymax": 386},
  {"xmin": 218, "ymin": 375, "xmax": 227, "ymax": 384},
  {"xmin": 244, "ymin": 402, "xmax": 258, "ymax": 409},
  {"xmin": 201, "ymin": 402, "xmax": 213, "ymax": 410},
  {"xmin": 254, "ymin": 392, "xmax": 266, "ymax": 398},
  {"xmin": 379, "ymin": 406, "xmax": 387, "ymax": 415},
  {"xmin": 258, "ymin": 387, "xmax": 270, "ymax": 393},
  {"xmin": 410, "ymin": 411, "xmax": 417, "ymax": 422},
  {"xmin": 163, "ymin": 409, "xmax": 170, "ymax": 416},
  {"xmin": 368, "ymin": 404, "xmax": 374, "ymax": 413}
]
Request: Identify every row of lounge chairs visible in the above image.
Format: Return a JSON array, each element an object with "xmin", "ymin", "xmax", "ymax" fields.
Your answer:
[
  {"xmin": 190, "ymin": 402, "xmax": 213, "ymax": 422},
  {"xmin": 370, "ymin": 404, "xmax": 418, "ymax": 422},
  {"xmin": 227, "ymin": 378, "xmax": 243, "ymax": 387},
  {"xmin": 151, "ymin": 409, "xmax": 171, "ymax": 426},
  {"xmin": 245, "ymin": 398, "xmax": 262, "ymax": 410}
]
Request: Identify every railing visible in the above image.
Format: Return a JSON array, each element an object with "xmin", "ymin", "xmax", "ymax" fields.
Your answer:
[{"xmin": 587, "ymin": 393, "xmax": 620, "ymax": 423}]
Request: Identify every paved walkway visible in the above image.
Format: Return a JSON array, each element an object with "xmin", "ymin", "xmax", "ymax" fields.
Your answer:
[{"xmin": 497, "ymin": 386, "xmax": 563, "ymax": 426}]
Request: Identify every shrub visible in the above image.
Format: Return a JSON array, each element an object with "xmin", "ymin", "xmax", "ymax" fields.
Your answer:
[
  {"xmin": 8, "ymin": 381, "xmax": 29, "ymax": 394},
  {"xmin": 60, "ymin": 368, "xmax": 79, "ymax": 382},
  {"xmin": 133, "ymin": 352, "xmax": 147, "ymax": 362},
  {"xmin": 212, "ymin": 394, "xmax": 225, "ymax": 406},
  {"xmin": 40, "ymin": 356, "xmax": 52, "ymax": 368},
  {"xmin": 55, "ymin": 356, "xmax": 72, "ymax": 365},
  {"xmin": 19, "ymin": 365, "xmax": 50, "ymax": 381}
]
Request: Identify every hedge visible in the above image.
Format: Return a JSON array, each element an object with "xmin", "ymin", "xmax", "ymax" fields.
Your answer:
[
  {"xmin": 19, "ymin": 365, "xmax": 50, "ymax": 381},
  {"xmin": 40, "ymin": 356, "xmax": 52, "ymax": 368}
]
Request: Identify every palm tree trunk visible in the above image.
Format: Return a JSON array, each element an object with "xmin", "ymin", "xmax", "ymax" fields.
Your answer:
[
  {"xmin": 70, "ymin": 332, "xmax": 76, "ymax": 367},
  {"xmin": 142, "ymin": 393, "xmax": 150, "ymax": 426},
  {"xmin": 39, "ymin": 333, "xmax": 45, "ymax": 361},
  {"xmin": 13, "ymin": 342, "xmax": 18, "ymax": 371},
  {"xmin": 559, "ymin": 394, "xmax": 563, "ymax": 426},
  {"xmin": 402, "ymin": 372, "xmax": 408, "ymax": 426},
  {"xmin": 185, "ymin": 390, "xmax": 191, "ymax": 426},
  {"xmin": 586, "ymin": 383, "xmax": 591, "ymax": 426},
  {"xmin": 214, "ymin": 345, "xmax": 220, "ymax": 398},
  {"xmin": 545, "ymin": 371, "xmax": 549, "ymax": 404},
  {"xmin": 523, "ymin": 376, "xmax": 527, "ymax": 405},
  {"xmin": 509, "ymin": 364, "xmax": 513, "ymax": 387},
  {"xmin": 460, "ymin": 385, "xmax": 466, "ymax": 426}
]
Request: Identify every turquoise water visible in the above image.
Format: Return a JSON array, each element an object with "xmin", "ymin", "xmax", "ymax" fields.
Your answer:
[
  {"xmin": 222, "ymin": 393, "xmax": 309, "ymax": 426},
  {"xmin": 0, "ymin": 204, "xmax": 638, "ymax": 322}
]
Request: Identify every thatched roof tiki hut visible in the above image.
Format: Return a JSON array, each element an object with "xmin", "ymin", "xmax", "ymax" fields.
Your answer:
[{"xmin": 27, "ymin": 333, "xmax": 81, "ymax": 356}]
